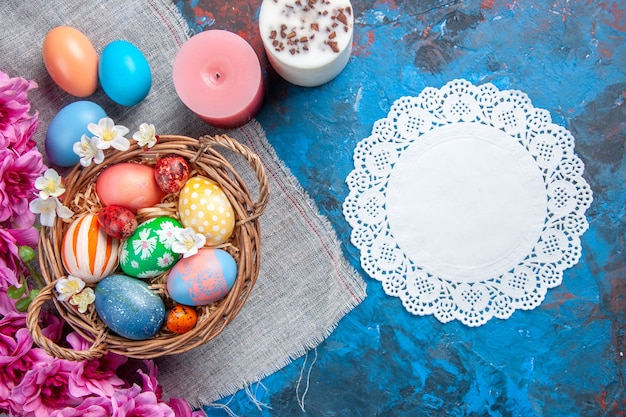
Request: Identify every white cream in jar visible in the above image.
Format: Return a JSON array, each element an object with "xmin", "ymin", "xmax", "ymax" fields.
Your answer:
[{"xmin": 259, "ymin": 0, "xmax": 354, "ymax": 87}]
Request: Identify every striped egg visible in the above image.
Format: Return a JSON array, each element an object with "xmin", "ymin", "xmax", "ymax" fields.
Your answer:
[{"xmin": 62, "ymin": 213, "xmax": 120, "ymax": 284}]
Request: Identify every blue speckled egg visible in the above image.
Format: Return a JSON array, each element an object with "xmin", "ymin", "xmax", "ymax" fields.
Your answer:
[
  {"xmin": 45, "ymin": 101, "xmax": 106, "ymax": 167},
  {"xmin": 99, "ymin": 40, "xmax": 151, "ymax": 106},
  {"xmin": 167, "ymin": 248, "xmax": 237, "ymax": 306},
  {"xmin": 95, "ymin": 274, "xmax": 165, "ymax": 340}
]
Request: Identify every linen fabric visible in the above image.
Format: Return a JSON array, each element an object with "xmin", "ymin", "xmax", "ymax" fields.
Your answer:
[{"xmin": 0, "ymin": 0, "xmax": 366, "ymax": 404}]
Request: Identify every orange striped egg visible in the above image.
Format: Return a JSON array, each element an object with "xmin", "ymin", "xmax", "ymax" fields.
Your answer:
[{"xmin": 62, "ymin": 213, "xmax": 120, "ymax": 284}]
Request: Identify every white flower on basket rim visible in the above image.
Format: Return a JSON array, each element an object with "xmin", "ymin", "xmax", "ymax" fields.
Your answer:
[
  {"xmin": 172, "ymin": 227, "xmax": 206, "ymax": 258},
  {"xmin": 73, "ymin": 134, "xmax": 105, "ymax": 167},
  {"xmin": 88, "ymin": 117, "xmax": 130, "ymax": 151},
  {"xmin": 70, "ymin": 287, "xmax": 96, "ymax": 313},
  {"xmin": 34, "ymin": 168, "xmax": 65, "ymax": 200},
  {"xmin": 29, "ymin": 195, "xmax": 73, "ymax": 227},
  {"xmin": 132, "ymin": 123, "xmax": 157, "ymax": 148},
  {"xmin": 55, "ymin": 275, "xmax": 85, "ymax": 302}
]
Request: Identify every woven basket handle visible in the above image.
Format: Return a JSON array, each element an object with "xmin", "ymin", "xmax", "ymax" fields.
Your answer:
[
  {"xmin": 199, "ymin": 134, "xmax": 270, "ymax": 222},
  {"xmin": 26, "ymin": 280, "xmax": 108, "ymax": 361}
]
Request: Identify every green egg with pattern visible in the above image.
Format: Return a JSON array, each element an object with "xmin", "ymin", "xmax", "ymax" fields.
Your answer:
[{"xmin": 119, "ymin": 216, "xmax": 183, "ymax": 278}]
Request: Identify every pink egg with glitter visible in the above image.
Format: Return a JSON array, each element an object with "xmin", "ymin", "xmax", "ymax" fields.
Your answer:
[{"xmin": 166, "ymin": 248, "xmax": 237, "ymax": 306}]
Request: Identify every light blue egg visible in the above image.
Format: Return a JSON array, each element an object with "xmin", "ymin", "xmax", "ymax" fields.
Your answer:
[
  {"xmin": 45, "ymin": 101, "xmax": 106, "ymax": 167},
  {"xmin": 95, "ymin": 274, "xmax": 165, "ymax": 340},
  {"xmin": 99, "ymin": 40, "xmax": 151, "ymax": 106},
  {"xmin": 167, "ymin": 248, "xmax": 237, "ymax": 306}
]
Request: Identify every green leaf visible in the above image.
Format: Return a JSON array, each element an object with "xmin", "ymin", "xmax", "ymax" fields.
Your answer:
[
  {"xmin": 15, "ymin": 297, "xmax": 31, "ymax": 312},
  {"xmin": 28, "ymin": 289, "xmax": 40, "ymax": 300},
  {"xmin": 7, "ymin": 285, "xmax": 26, "ymax": 299},
  {"xmin": 18, "ymin": 246, "xmax": 36, "ymax": 263}
]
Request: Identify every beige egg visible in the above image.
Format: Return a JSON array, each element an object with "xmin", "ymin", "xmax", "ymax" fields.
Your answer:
[{"xmin": 178, "ymin": 176, "xmax": 235, "ymax": 246}]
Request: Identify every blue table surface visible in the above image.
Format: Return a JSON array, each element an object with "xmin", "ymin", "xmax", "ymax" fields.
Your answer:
[{"xmin": 177, "ymin": 1, "xmax": 625, "ymax": 416}]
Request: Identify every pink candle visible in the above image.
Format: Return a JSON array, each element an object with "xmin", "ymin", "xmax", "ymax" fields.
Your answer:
[{"xmin": 173, "ymin": 30, "xmax": 264, "ymax": 129}]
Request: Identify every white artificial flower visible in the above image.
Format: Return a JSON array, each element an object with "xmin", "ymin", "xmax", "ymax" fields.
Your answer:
[
  {"xmin": 69, "ymin": 287, "xmax": 95, "ymax": 313},
  {"xmin": 55, "ymin": 276, "xmax": 85, "ymax": 302},
  {"xmin": 34, "ymin": 168, "xmax": 65, "ymax": 200},
  {"xmin": 88, "ymin": 117, "xmax": 130, "ymax": 151},
  {"xmin": 73, "ymin": 134, "xmax": 105, "ymax": 167},
  {"xmin": 132, "ymin": 123, "xmax": 157, "ymax": 148},
  {"xmin": 29, "ymin": 196, "xmax": 74, "ymax": 227},
  {"xmin": 171, "ymin": 227, "xmax": 206, "ymax": 258}
]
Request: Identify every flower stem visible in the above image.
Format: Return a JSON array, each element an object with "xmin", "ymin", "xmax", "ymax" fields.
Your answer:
[{"xmin": 23, "ymin": 259, "xmax": 44, "ymax": 289}]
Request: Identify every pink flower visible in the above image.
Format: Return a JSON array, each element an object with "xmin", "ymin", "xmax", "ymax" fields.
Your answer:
[
  {"xmin": 0, "ymin": 326, "xmax": 50, "ymax": 412},
  {"xmin": 49, "ymin": 396, "xmax": 113, "ymax": 417},
  {"xmin": 65, "ymin": 332, "xmax": 127, "ymax": 398},
  {"xmin": 118, "ymin": 359, "xmax": 164, "ymax": 400},
  {"xmin": 0, "ymin": 310, "xmax": 27, "ymax": 336},
  {"xmin": 0, "ymin": 148, "xmax": 45, "ymax": 228},
  {"xmin": 40, "ymin": 311, "xmax": 65, "ymax": 343},
  {"xmin": 11, "ymin": 356, "xmax": 84, "ymax": 417},
  {"xmin": 168, "ymin": 398, "xmax": 207, "ymax": 417},
  {"xmin": 111, "ymin": 384, "xmax": 175, "ymax": 417},
  {"xmin": 0, "ymin": 285, "xmax": 23, "ymax": 317},
  {"xmin": 138, "ymin": 359, "xmax": 164, "ymax": 399},
  {"xmin": 0, "ymin": 112, "xmax": 39, "ymax": 155},
  {"xmin": 0, "ymin": 71, "xmax": 38, "ymax": 138},
  {"xmin": 0, "ymin": 278, "xmax": 18, "ymax": 314}
]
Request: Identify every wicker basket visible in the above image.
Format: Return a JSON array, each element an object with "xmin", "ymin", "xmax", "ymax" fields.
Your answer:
[{"xmin": 26, "ymin": 134, "xmax": 269, "ymax": 360}]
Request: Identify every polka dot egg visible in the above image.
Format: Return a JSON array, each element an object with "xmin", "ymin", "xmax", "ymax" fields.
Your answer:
[{"xmin": 178, "ymin": 176, "xmax": 235, "ymax": 246}]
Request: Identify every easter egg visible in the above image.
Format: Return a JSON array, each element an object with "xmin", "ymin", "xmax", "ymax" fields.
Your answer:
[
  {"xmin": 61, "ymin": 213, "xmax": 119, "ymax": 284},
  {"xmin": 99, "ymin": 40, "xmax": 151, "ymax": 106},
  {"xmin": 42, "ymin": 26, "xmax": 98, "ymax": 97},
  {"xmin": 98, "ymin": 205, "xmax": 137, "ymax": 239},
  {"xmin": 178, "ymin": 177, "xmax": 235, "ymax": 246},
  {"xmin": 167, "ymin": 248, "xmax": 237, "ymax": 306},
  {"xmin": 119, "ymin": 217, "xmax": 183, "ymax": 278},
  {"xmin": 96, "ymin": 163, "xmax": 166, "ymax": 212},
  {"xmin": 45, "ymin": 101, "xmax": 106, "ymax": 167},
  {"xmin": 154, "ymin": 154, "xmax": 190, "ymax": 194},
  {"xmin": 166, "ymin": 304, "xmax": 198, "ymax": 334},
  {"xmin": 95, "ymin": 274, "xmax": 165, "ymax": 340}
]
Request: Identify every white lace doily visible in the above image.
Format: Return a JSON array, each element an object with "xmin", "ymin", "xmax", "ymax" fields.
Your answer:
[{"xmin": 343, "ymin": 79, "xmax": 593, "ymax": 326}]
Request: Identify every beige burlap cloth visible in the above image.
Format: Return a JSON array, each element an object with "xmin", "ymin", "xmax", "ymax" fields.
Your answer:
[{"xmin": 0, "ymin": 0, "xmax": 366, "ymax": 405}]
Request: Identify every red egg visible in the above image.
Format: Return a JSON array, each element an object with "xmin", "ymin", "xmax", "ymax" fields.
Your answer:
[
  {"xmin": 98, "ymin": 205, "xmax": 138, "ymax": 239},
  {"xmin": 154, "ymin": 154, "xmax": 190, "ymax": 194}
]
